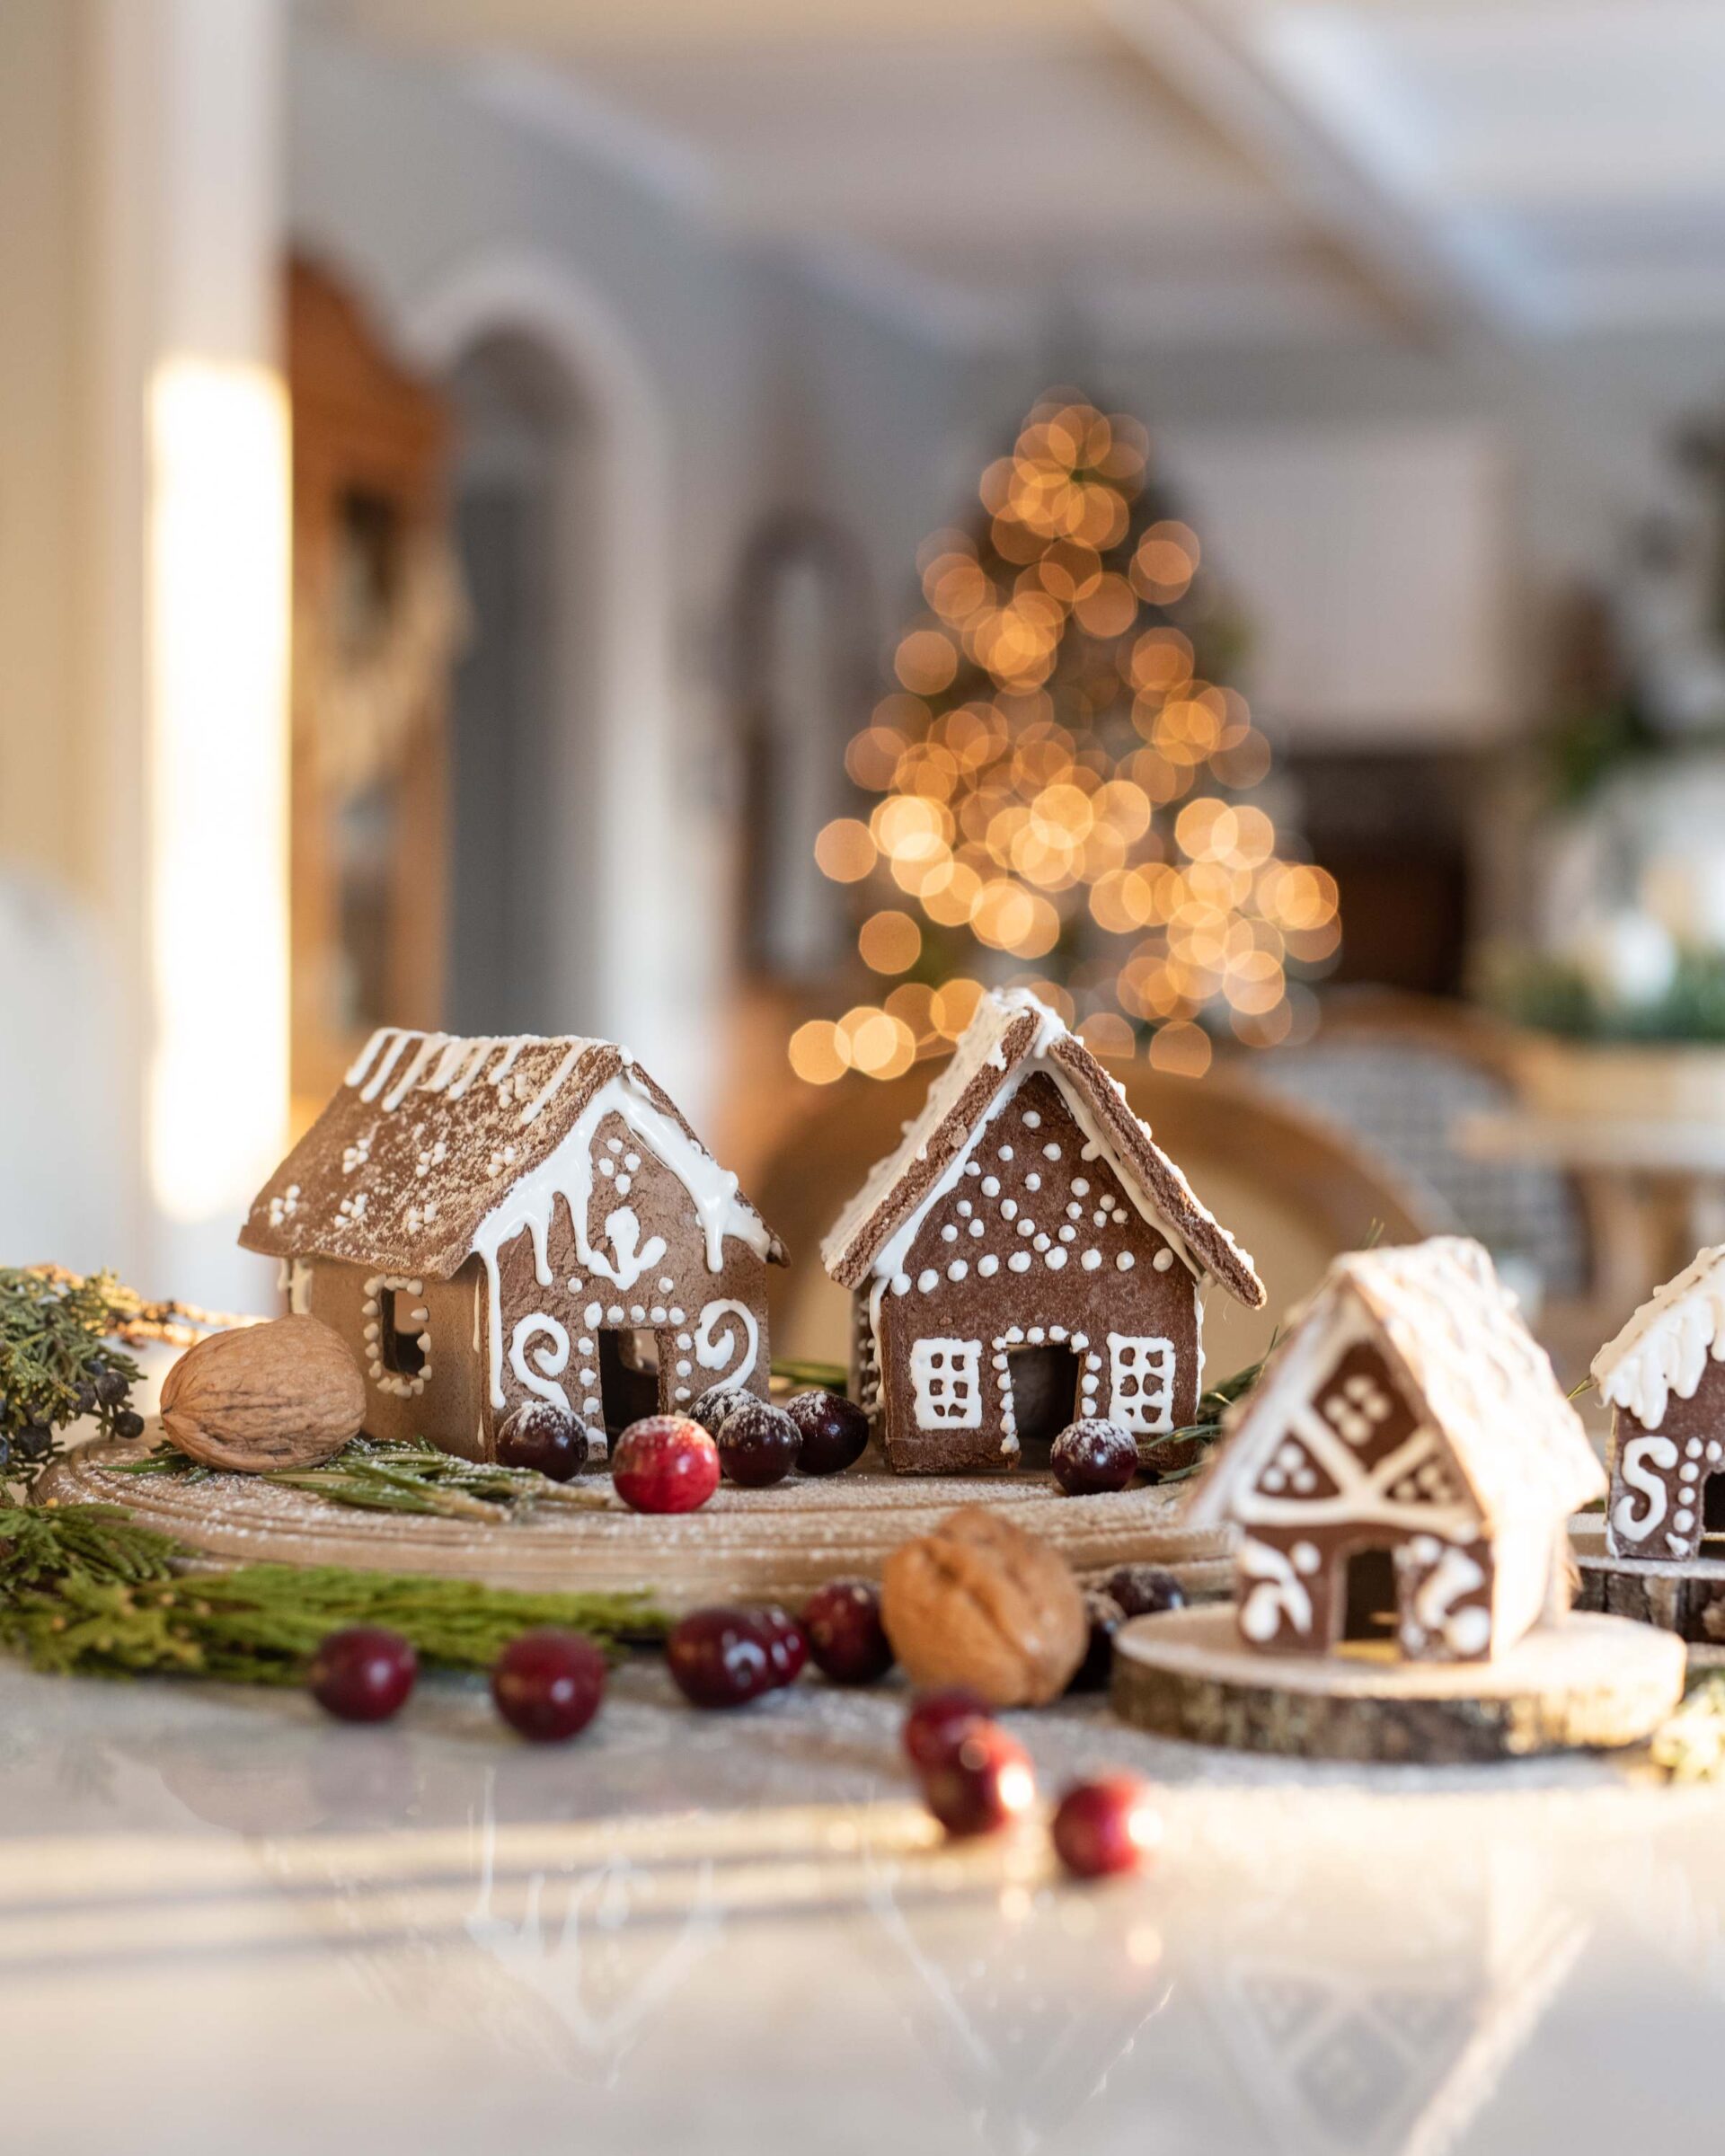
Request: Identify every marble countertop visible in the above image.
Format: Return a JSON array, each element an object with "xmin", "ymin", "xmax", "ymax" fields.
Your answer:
[{"xmin": 1, "ymin": 1651, "xmax": 1720, "ymax": 2154}]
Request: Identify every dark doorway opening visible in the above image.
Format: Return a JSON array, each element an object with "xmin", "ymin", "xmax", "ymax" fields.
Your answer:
[
  {"xmin": 378, "ymin": 1287, "xmax": 426, "ymax": 1380},
  {"xmin": 1006, "ymin": 1345, "xmax": 1079, "ymax": 1464},
  {"xmin": 1341, "ymin": 1546, "xmax": 1399, "ymax": 1646},
  {"xmin": 1703, "ymin": 1474, "xmax": 1725, "ymax": 1541},
  {"xmin": 597, "ymin": 1330, "xmax": 659, "ymax": 1436}
]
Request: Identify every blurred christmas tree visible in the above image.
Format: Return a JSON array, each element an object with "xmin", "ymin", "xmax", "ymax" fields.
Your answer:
[{"xmin": 791, "ymin": 389, "xmax": 1339, "ymax": 1086}]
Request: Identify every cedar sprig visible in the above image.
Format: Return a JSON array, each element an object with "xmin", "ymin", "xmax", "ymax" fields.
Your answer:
[
  {"xmin": 0, "ymin": 1268, "xmax": 145, "ymax": 1476},
  {"xmin": 111, "ymin": 1435, "xmax": 622, "ymax": 1522},
  {"xmin": 0, "ymin": 1502, "xmax": 665, "ymax": 1683}
]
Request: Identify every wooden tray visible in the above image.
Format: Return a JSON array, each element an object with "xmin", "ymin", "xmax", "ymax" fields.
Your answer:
[
  {"xmin": 1110, "ymin": 1604, "xmax": 1685, "ymax": 1763},
  {"xmin": 41, "ymin": 1439, "xmax": 1232, "ymax": 1615}
]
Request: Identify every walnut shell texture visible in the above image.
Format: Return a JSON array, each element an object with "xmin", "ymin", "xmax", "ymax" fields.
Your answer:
[
  {"xmin": 880, "ymin": 1504, "xmax": 1087, "ymax": 1707},
  {"xmin": 159, "ymin": 1316, "xmax": 367, "ymax": 1472}
]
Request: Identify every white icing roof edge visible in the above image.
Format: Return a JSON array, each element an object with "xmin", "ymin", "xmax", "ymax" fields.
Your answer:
[{"xmin": 1591, "ymin": 1243, "xmax": 1725, "ymax": 1430}]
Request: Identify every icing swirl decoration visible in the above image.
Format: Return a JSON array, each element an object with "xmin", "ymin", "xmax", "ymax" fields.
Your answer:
[
  {"xmin": 694, "ymin": 1300, "xmax": 758, "ymax": 1387},
  {"xmin": 509, "ymin": 1314, "xmax": 572, "ymax": 1413}
]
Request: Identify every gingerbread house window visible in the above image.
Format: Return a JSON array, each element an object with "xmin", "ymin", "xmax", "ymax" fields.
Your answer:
[
  {"xmin": 1107, "ymin": 1334, "xmax": 1176, "ymax": 1434},
  {"xmin": 910, "ymin": 1339, "xmax": 983, "ymax": 1430},
  {"xmin": 379, "ymin": 1286, "xmax": 427, "ymax": 1379}
]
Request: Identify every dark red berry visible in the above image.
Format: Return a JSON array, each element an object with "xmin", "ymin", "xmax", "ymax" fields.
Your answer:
[
  {"xmin": 716, "ymin": 1400, "xmax": 801, "ymax": 1488},
  {"xmin": 921, "ymin": 1723, "xmax": 1036, "ymax": 1840},
  {"xmin": 1051, "ymin": 1775, "xmax": 1163, "ymax": 1880},
  {"xmin": 496, "ymin": 1401, "xmax": 589, "ymax": 1482},
  {"xmin": 690, "ymin": 1383, "xmax": 754, "ymax": 1437},
  {"xmin": 803, "ymin": 1579, "xmax": 894, "ymax": 1684},
  {"xmin": 308, "ymin": 1626, "xmax": 418, "ymax": 1723},
  {"xmin": 1051, "ymin": 1418, "xmax": 1138, "ymax": 1496},
  {"xmin": 785, "ymin": 1390, "xmax": 870, "ymax": 1477},
  {"xmin": 902, "ymin": 1685, "xmax": 992, "ymax": 1772},
  {"xmin": 667, "ymin": 1606, "xmax": 791, "ymax": 1709},
  {"xmin": 491, "ymin": 1629, "xmax": 606, "ymax": 1742},
  {"xmin": 1068, "ymin": 1591, "xmax": 1125, "ymax": 1693},
  {"xmin": 753, "ymin": 1605, "xmax": 808, "ymax": 1686},
  {"xmin": 1104, "ymin": 1565, "xmax": 1188, "ymax": 1620},
  {"xmin": 613, "ymin": 1416, "xmax": 720, "ymax": 1514}
]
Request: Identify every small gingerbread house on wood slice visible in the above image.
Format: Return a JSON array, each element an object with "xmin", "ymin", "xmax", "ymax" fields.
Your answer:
[
  {"xmin": 242, "ymin": 1029, "xmax": 785, "ymax": 1460},
  {"xmin": 820, "ymin": 988, "xmax": 1266, "ymax": 1474},
  {"xmin": 1593, "ymin": 1243, "xmax": 1725, "ymax": 1563},
  {"xmin": 1188, "ymin": 1237, "xmax": 1603, "ymax": 1662}
]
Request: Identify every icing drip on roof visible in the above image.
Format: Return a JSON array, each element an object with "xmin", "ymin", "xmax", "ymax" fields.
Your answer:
[{"xmin": 1591, "ymin": 1244, "xmax": 1725, "ymax": 1429}]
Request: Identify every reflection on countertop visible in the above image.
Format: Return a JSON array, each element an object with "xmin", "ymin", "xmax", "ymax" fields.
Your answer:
[{"xmin": 0, "ymin": 1657, "xmax": 1719, "ymax": 2155}]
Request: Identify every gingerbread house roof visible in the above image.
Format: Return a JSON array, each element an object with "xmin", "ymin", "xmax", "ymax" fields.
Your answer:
[
  {"xmin": 1591, "ymin": 1243, "xmax": 1725, "ymax": 1429},
  {"xmin": 241, "ymin": 1029, "xmax": 786, "ymax": 1281},
  {"xmin": 1189, "ymin": 1237, "xmax": 1603, "ymax": 1533},
  {"xmin": 819, "ymin": 988, "xmax": 1265, "ymax": 1305}
]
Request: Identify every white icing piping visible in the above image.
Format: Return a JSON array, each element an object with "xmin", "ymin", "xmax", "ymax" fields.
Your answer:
[
  {"xmin": 1592, "ymin": 1244, "xmax": 1725, "ymax": 1429},
  {"xmin": 471, "ymin": 1069, "xmax": 774, "ymax": 1410}
]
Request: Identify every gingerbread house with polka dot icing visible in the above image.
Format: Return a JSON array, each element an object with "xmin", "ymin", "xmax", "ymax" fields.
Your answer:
[
  {"xmin": 821, "ymin": 988, "xmax": 1266, "ymax": 1474},
  {"xmin": 1189, "ymin": 1237, "xmax": 1603, "ymax": 1662},
  {"xmin": 242, "ymin": 1029, "xmax": 784, "ymax": 1461}
]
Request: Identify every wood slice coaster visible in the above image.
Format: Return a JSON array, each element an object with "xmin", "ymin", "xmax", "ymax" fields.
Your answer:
[
  {"xmin": 40, "ymin": 1439, "xmax": 1232, "ymax": 1615},
  {"xmin": 1110, "ymin": 1604, "xmax": 1685, "ymax": 1763},
  {"xmin": 1572, "ymin": 1525, "xmax": 1725, "ymax": 1648}
]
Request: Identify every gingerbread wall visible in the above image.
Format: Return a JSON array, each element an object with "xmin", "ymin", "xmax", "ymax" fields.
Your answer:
[{"xmin": 1606, "ymin": 1361, "xmax": 1725, "ymax": 1563}]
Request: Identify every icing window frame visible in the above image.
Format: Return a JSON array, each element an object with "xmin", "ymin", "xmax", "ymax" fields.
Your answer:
[
  {"xmin": 1107, "ymin": 1333, "xmax": 1176, "ymax": 1435},
  {"xmin": 379, "ymin": 1286, "xmax": 428, "ymax": 1380},
  {"xmin": 910, "ymin": 1338, "xmax": 984, "ymax": 1430}
]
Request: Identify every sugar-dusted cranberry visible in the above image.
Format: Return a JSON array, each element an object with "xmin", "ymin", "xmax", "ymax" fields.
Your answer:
[
  {"xmin": 902, "ymin": 1685, "xmax": 993, "ymax": 1772},
  {"xmin": 1068, "ymin": 1591, "xmax": 1126, "ymax": 1693},
  {"xmin": 921, "ymin": 1723, "xmax": 1037, "ymax": 1840},
  {"xmin": 716, "ymin": 1401, "xmax": 801, "ymax": 1488},
  {"xmin": 1103, "ymin": 1564, "xmax": 1188, "ymax": 1620},
  {"xmin": 308, "ymin": 1625, "xmax": 418, "ymax": 1723},
  {"xmin": 667, "ymin": 1607, "xmax": 799, "ymax": 1708},
  {"xmin": 803, "ymin": 1579, "xmax": 894, "ymax": 1684},
  {"xmin": 785, "ymin": 1390, "xmax": 870, "ymax": 1477},
  {"xmin": 1051, "ymin": 1774, "xmax": 1163, "ymax": 1880},
  {"xmin": 612, "ymin": 1416, "xmax": 720, "ymax": 1514},
  {"xmin": 690, "ymin": 1383, "xmax": 755, "ymax": 1437},
  {"xmin": 1051, "ymin": 1418, "xmax": 1138, "ymax": 1496},
  {"xmin": 496, "ymin": 1401, "xmax": 590, "ymax": 1482},
  {"xmin": 491, "ymin": 1628, "xmax": 606, "ymax": 1742}
]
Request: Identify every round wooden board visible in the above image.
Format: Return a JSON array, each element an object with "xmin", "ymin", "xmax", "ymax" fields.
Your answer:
[
  {"xmin": 1572, "ymin": 1527, "xmax": 1725, "ymax": 1648},
  {"xmin": 1110, "ymin": 1604, "xmax": 1686, "ymax": 1763},
  {"xmin": 40, "ymin": 1438, "xmax": 1232, "ymax": 1615}
]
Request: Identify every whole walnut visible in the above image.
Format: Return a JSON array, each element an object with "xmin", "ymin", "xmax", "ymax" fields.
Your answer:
[
  {"xmin": 160, "ymin": 1316, "xmax": 366, "ymax": 1471},
  {"xmin": 880, "ymin": 1505, "xmax": 1087, "ymax": 1708}
]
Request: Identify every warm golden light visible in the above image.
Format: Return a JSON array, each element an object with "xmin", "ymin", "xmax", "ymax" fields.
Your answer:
[
  {"xmin": 859, "ymin": 909, "xmax": 923, "ymax": 975},
  {"xmin": 147, "ymin": 358, "xmax": 291, "ymax": 1220},
  {"xmin": 814, "ymin": 817, "xmax": 878, "ymax": 882}
]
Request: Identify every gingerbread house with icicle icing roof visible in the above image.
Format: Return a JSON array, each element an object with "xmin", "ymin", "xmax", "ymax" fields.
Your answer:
[
  {"xmin": 1593, "ymin": 1244, "xmax": 1725, "ymax": 1564},
  {"xmin": 242, "ymin": 1029, "xmax": 785, "ymax": 1460},
  {"xmin": 1188, "ymin": 1237, "xmax": 1604, "ymax": 1662},
  {"xmin": 821, "ymin": 988, "xmax": 1266, "ymax": 1473}
]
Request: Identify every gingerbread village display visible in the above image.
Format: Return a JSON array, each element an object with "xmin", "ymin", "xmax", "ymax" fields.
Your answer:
[
  {"xmin": 821, "ymin": 988, "xmax": 1266, "ymax": 1473},
  {"xmin": 1187, "ymin": 1238, "xmax": 1601, "ymax": 1663},
  {"xmin": 241, "ymin": 1028, "xmax": 786, "ymax": 1459}
]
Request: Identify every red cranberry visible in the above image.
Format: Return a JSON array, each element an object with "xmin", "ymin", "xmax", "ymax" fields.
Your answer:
[
  {"xmin": 491, "ymin": 1629, "xmax": 606, "ymax": 1742},
  {"xmin": 496, "ymin": 1401, "xmax": 590, "ymax": 1481},
  {"xmin": 785, "ymin": 1390, "xmax": 870, "ymax": 1477},
  {"xmin": 308, "ymin": 1626, "xmax": 418, "ymax": 1723},
  {"xmin": 613, "ymin": 1416, "xmax": 720, "ymax": 1514},
  {"xmin": 921, "ymin": 1723, "xmax": 1037, "ymax": 1840},
  {"xmin": 1104, "ymin": 1564, "xmax": 1188, "ymax": 1619},
  {"xmin": 1051, "ymin": 1418, "xmax": 1138, "ymax": 1496},
  {"xmin": 716, "ymin": 1401, "xmax": 801, "ymax": 1488},
  {"xmin": 1051, "ymin": 1775, "xmax": 1163, "ymax": 1880},
  {"xmin": 1068, "ymin": 1591, "xmax": 1126, "ymax": 1693},
  {"xmin": 690, "ymin": 1383, "xmax": 754, "ymax": 1437},
  {"xmin": 667, "ymin": 1606, "xmax": 800, "ymax": 1708},
  {"xmin": 902, "ymin": 1685, "xmax": 993, "ymax": 1772},
  {"xmin": 803, "ymin": 1579, "xmax": 894, "ymax": 1684}
]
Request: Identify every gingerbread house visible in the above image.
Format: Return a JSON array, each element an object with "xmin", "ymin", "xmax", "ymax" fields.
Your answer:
[
  {"xmin": 1188, "ymin": 1237, "xmax": 1603, "ymax": 1661},
  {"xmin": 820, "ymin": 989, "xmax": 1266, "ymax": 1474},
  {"xmin": 1592, "ymin": 1243, "xmax": 1725, "ymax": 1563},
  {"xmin": 242, "ymin": 1029, "xmax": 785, "ymax": 1459}
]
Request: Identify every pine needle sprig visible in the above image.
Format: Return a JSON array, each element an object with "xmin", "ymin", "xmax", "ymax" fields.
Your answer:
[
  {"xmin": 0, "ymin": 1268, "xmax": 145, "ymax": 1478},
  {"xmin": 1139, "ymin": 1339, "xmax": 1276, "ymax": 1484},
  {"xmin": 110, "ymin": 1436, "xmax": 622, "ymax": 1522},
  {"xmin": 0, "ymin": 1503, "xmax": 666, "ymax": 1683}
]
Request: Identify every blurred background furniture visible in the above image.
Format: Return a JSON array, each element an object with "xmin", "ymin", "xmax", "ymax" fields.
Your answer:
[{"xmin": 756, "ymin": 1058, "xmax": 1439, "ymax": 1391}]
